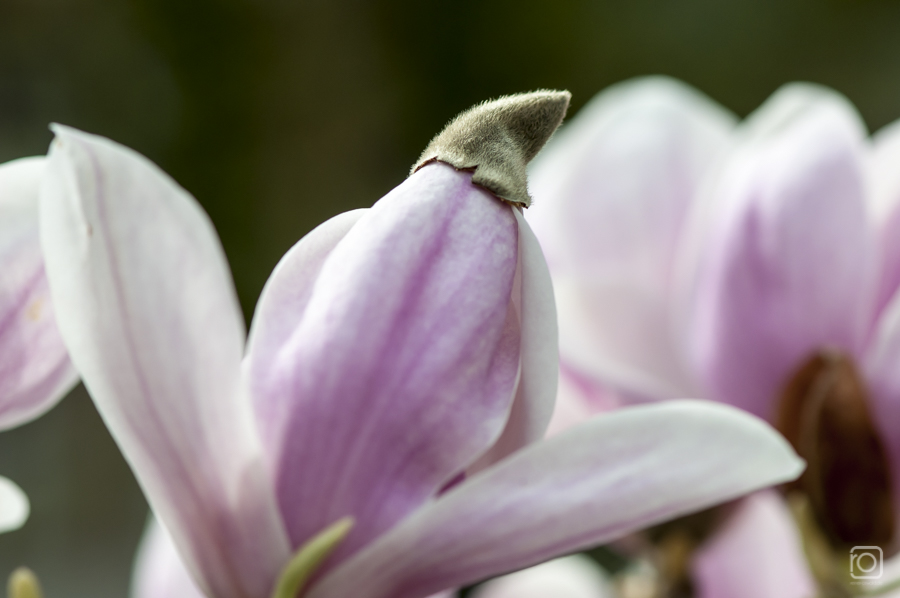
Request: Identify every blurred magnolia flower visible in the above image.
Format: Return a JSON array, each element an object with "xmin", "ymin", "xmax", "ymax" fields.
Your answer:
[
  {"xmin": 40, "ymin": 92, "xmax": 801, "ymax": 598},
  {"xmin": 527, "ymin": 76, "xmax": 900, "ymax": 596},
  {"xmin": 0, "ymin": 157, "xmax": 79, "ymax": 533}
]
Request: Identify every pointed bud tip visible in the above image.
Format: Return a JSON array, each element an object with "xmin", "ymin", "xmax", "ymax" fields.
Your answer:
[{"xmin": 411, "ymin": 89, "xmax": 571, "ymax": 207}]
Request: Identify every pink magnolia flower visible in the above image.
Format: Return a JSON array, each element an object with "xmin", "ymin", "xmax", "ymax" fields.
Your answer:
[
  {"xmin": 41, "ymin": 91, "xmax": 801, "ymax": 598},
  {"xmin": 527, "ymin": 76, "xmax": 900, "ymax": 597},
  {"xmin": 0, "ymin": 156, "xmax": 78, "ymax": 533}
]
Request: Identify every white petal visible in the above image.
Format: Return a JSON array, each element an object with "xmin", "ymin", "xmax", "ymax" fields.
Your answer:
[
  {"xmin": 131, "ymin": 517, "xmax": 207, "ymax": 598},
  {"xmin": 40, "ymin": 126, "xmax": 289, "ymax": 598},
  {"xmin": 0, "ymin": 475, "xmax": 29, "ymax": 533},
  {"xmin": 309, "ymin": 401, "xmax": 804, "ymax": 598}
]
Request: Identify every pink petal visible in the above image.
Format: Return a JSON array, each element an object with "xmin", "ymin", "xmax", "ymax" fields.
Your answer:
[
  {"xmin": 308, "ymin": 401, "xmax": 804, "ymax": 598},
  {"xmin": 0, "ymin": 157, "xmax": 77, "ymax": 429},
  {"xmin": 472, "ymin": 210, "xmax": 558, "ymax": 466},
  {"xmin": 688, "ymin": 95, "xmax": 875, "ymax": 419},
  {"xmin": 40, "ymin": 126, "xmax": 289, "ymax": 598},
  {"xmin": 245, "ymin": 208, "xmax": 366, "ymax": 399},
  {"xmin": 691, "ymin": 491, "xmax": 816, "ymax": 598},
  {"xmin": 471, "ymin": 555, "xmax": 612, "ymax": 598},
  {"xmin": 249, "ymin": 163, "xmax": 521, "ymax": 567},
  {"xmin": 131, "ymin": 518, "xmax": 207, "ymax": 598},
  {"xmin": 527, "ymin": 76, "xmax": 734, "ymax": 402}
]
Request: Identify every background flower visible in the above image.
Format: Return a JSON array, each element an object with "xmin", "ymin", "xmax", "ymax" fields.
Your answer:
[{"xmin": 526, "ymin": 76, "xmax": 900, "ymax": 597}]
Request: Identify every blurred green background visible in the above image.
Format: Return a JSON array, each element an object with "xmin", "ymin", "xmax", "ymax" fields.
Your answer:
[{"xmin": 2, "ymin": 0, "xmax": 900, "ymax": 595}]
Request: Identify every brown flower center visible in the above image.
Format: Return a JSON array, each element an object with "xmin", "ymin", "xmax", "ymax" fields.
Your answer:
[{"xmin": 776, "ymin": 349, "xmax": 894, "ymax": 548}]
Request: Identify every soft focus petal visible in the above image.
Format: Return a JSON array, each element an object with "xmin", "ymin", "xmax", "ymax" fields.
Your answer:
[
  {"xmin": 308, "ymin": 401, "xmax": 804, "ymax": 598},
  {"xmin": 40, "ymin": 126, "xmax": 289, "ymax": 598},
  {"xmin": 473, "ymin": 210, "xmax": 558, "ymax": 465},
  {"xmin": 252, "ymin": 163, "xmax": 520, "ymax": 566},
  {"xmin": 0, "ymin": 157, "xmax": 77, "ymax": 429},
  {"xmin": 0, "ymin": 475, "xmax": 29, "ymax": 533},
  {"xmin": 528, "ymin": 76, "xmax": 735, "ymax": 402},
  {"xmin": 546, "ymin": 364, "xmax": 623, "ymax": 437},
  {"xmin": 870, "ymin": 119, "xmax": 900, "ymax": 315},
  {"xmin": 740, "ymin": 83, "xmax": 864, "ymax": 144},
  {"xmin": 689, "ymin": 96, "xmax": 875, "ymax": 419},
  {"xmin": 675, "ymin": 83, "xmax": 869, "ymax": 350},
  {"xmin": 132, "ymin": 518, "xmax": 207, "ymax": 598},
  {"xmin": 471, "ymin": 555, "xmax": 612, "ymax": 598},
  {"xmin": 691, "ymin": 491, "xmax": 815, "ymax": 598}
]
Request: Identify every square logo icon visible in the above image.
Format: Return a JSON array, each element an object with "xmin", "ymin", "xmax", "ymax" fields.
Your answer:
[{"xmin": 850, "ymin": 546, "xmax": 883, "ymax": 580}]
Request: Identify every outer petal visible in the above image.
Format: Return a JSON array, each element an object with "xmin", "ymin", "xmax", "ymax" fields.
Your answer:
[
  {"xmin": 40, "ymin": 126, "xmax": 290, "ymax": 598},
  {"xmin": 251, "ymin": 163, "xmax": 521, "ymax": 566},
  {"xmin": 527, "ymin": 76, "xmax": 735, "ymax": 402},
  {"xmin": 0, "ymin": 157, "xmax": 77, "ymax": 429},
  {"xmin": 470, "ymin": 555, "xmax": 612, "ymax": 598},
  {"xmin": 688, "ymin": 95, "xmax": 875, "ymax": 419},
  {"xmin": 472, "ymin": 209, "xmax": 558, "ymax": 466},
  {"xmin": 308, "ymin": 401, "xmax": 804, "ymax": 598},
  {"xmin": 0, "ymin": 475, "xmax": 29, "ymax": 533},
  {"xmin": 691, "ymin": 491, "xmax": 815, "ymax": 598},
  {"xmin": 132, "ymin": 518, "xmax": 207, "ymax": 598}
]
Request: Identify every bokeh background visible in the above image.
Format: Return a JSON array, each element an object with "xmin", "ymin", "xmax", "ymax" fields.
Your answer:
[{"xmin": 2, "ymin": 0, "xmax": 900, "ymax": 595}]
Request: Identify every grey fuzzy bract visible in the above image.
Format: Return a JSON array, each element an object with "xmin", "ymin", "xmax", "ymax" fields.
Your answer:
[{"xmin": 411, "ymin": 90, "xmax": 571, "ymax": 208}]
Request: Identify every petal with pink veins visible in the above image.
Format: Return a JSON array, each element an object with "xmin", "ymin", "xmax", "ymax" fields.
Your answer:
[
  {"xmin": 0, "ymin": 157, "xmax": 77, "ymax": 430},
  {"xmin": 250, "ymin": 163, "xmax": 521, "ymax": 568},
  {"xmin": 307, "ymin": 401, "xmax": 804, "ymax": 598},
  {"xmin": 40, "ymin": 126, "xmax": 290, "ymax": 598}
]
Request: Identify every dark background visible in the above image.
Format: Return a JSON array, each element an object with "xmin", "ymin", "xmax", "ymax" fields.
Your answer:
[{"xmin": 1, "ymin": 0, "xmax": 899, "ymax": 596}]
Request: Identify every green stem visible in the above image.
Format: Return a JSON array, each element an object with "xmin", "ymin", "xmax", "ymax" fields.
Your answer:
[{"xmin": 270, "ymin": 517, "xmax": 354, "ymax": 598}]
